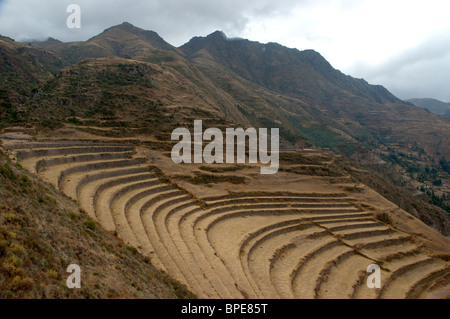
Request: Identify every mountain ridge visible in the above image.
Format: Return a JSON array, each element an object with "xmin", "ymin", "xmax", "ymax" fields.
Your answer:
[
  {"xmin": 180, "ymin": 30, "xmax": 402, "ymax": 105},
  {"xmin": 30, "ymin": 24, "xmax": 403, "ymax": 106},
  {"xmin": 32, "ymin": 22, "xmax": 182, "ymax": 64},
  {"xmin": 1, "ymin": 23, "xmax": 450, "ymax": 296},
  {"xmin": 406, "ymin": 98, "xmax": 450, "ymax": 118},
  {"xmin": 3, "ymin": 22, "xmax": 447, "ymax": 161}
]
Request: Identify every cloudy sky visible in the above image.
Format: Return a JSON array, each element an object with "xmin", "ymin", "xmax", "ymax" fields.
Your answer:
[{"xmin": 1, "ymin": 0, "xmax": 449, "ymax": 101}]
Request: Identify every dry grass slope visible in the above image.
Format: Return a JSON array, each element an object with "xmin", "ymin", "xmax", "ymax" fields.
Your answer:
[
  {"xmin": 0, "ymin": 144, "xmax": 194, "ymax": 299},
  {"xmin": 2, "ymin": 134, "xmax": 449, "ymax": 299}
]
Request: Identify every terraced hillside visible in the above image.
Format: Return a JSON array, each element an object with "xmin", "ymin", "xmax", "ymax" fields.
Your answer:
[{"xmin": 1, "ymin": 133, "xmax": 449, "ymax": 299}]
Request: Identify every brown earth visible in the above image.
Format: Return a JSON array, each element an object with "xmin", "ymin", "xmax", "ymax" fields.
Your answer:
[{"xmin": 2, "ymin": 129, "xmax": 449, "ymax": 299}]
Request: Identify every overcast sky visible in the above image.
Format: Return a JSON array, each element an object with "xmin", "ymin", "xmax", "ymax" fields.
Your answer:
[{"xmin": 1, "ymin": 0, "xmax": 450, "ymax": 101}]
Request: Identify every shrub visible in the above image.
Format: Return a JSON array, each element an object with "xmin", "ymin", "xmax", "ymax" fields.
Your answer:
[
  {"xmin": 190, "ymin": 174, "xmax": 246, "ymax": 185},
  {"xmin": 19, "ymin": 175, "xmax": 31, "ymax": 188},
  {"xmin": 0, "ymin": 163, "xmax": 16, "ymax": 180},
  {"xmin": 124, "ymin": 245, "xmax": 138, "ymax": 255},
  {"xmin": 0, "ymin": 240, "xmax": 8, "ymax": 257},
  {"xmin": 376, "ymin": 212, "xmax": 392, "ymax": 225},
  {"xmin": 106, "ymin": 288, "xmax": 119, "ymax": 298},
  {"xmin": 158, "ymin": 176, "xmax": 169, "ymax": 183},
  {"xmin": 47, "ymin": 269, "xmax": 59, "ymax": 280},
  {"xmin": 45, "ymin": 196, "xmax": 57, "ymax": 206},
  {"xmin": 85, "ymin": 219, "xmax": 97, "ymax": 231},
  {"xmin": 199, "ymin": 165, "xmax": 245, "ymax": 173},
  {"xmin": 4, "ymin": 213, "xmax": 25, "ymax": 226},
  {"xmin": 8, "ymin": 275, "xmax": 34, "ymax": 291},
  {"xmin": 1, "ymin": 255, "xmax": 20, "ymax": 275}
]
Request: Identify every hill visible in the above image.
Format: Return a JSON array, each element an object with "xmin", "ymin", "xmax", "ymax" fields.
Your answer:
[
  {"xmin": 1, "ymin": 131, "xmax": 449, "ymax": 299},
  {"xmin": 0, "ymin": 35, "xmax": 66, "ymax": 127},
  {"xmin": 0, "ymin": 147, "xmax": 194, "ymax": 298},
  {"xmin": 34, "ymin": 22, "xmax": 182, "ymax": 65},
  {"xmin": 1, "ymin": 22, "xmax": 450, "ymax": 299},
  {"xmin": 28, "ymin": 24, "xmax": 450, "ymax": 159},
  {"xmin": 181, "ymin": 31, "xmax": 402, "ymax": 104},
  {"xmin": 406, "ymin": 98, "xmax": 450, "ymax": 118},
  {"xmin": 180, "ymin": 31, "xmax": 450, "ymax": 160},
  {"xmin": 1, "ymin": 22, "xmax": 447, "ymax": 234}
]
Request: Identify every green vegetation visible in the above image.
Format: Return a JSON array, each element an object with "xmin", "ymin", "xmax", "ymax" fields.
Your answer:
[
  {"xmin": 440, "ymin": 157, "xmax": 450, "ymax": 174},
  {"xmin": 280, "ymin": 166, "xmax": 343, "ymax": 177},
  {"xmin": 419, "ymin": 187, "xmax": 450, "ymax": 214},
  {"xmin": 0, "ymin": 163, "xmax": 16, "ymax": 181},
  {"xmin": 179, "ymin": 173, "xmax": 246, "ymax": 185},
  {"xmin": 199, "ymin": 165, "xmax": 246, "ymax": 173},
  {"xmin": 347, "ymin": 158, "xmax": 450, "ymax": 235},
  {"xmin": 85, "ymin": 219, "xmax": 97, "ymax": 232},
  {"xmin": 280, "ymin": 153, "xmax": 331, "ymax": 165},
  {"xmin": 379, "ymin": 148, "xmax": 447, "ymax": 187},
  {"xmin": 257, "ymin": 116, "xmax": 301, "ymax": 145},
  {"xmin": 0, "ymin": 91, "xmax": 28, "ymax": 129},
  {"xmin": 376, "ymin": 212, "xmax": 392, "ymax": 225},
  {"xmin": 287, "ymin": 116, "xmax": 354, "ymax": 155},
  {"xmin": 192, "ymin": 174, "xmax": 246, "ymax": 185},
  {"xmin": 38, "ymin": 118, "xmax": 65, "ymax": 130},
  {"xmin": 145, "ymin": 51, "xmax": 178, "ymax": 64},
  {"xmin": 124, "ymin": 245, "xmax": 138, "ymax": 255}
]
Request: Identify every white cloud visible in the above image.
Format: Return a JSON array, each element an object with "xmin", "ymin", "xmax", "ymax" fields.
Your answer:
[
  {"xmin": 348, "ymin": 28, "xmax": 450, "ymax": 101},
  {"xmin": 0, "ymin": 0, "xmax": 302, "ymax": 43},
  {"xmin": 0, "ymin": 0, "xmax": 449, "ymax": 101}
]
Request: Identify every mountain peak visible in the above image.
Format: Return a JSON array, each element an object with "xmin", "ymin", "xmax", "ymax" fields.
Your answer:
[
  {"xmin": 207, "ymin": 31, "xmax": 227, "ymax": 40},
  {"xmin": 31, "ymin": 22, "xmax": 180, "ymax": 64},
  {"xmin": 120, "ymin": 21, "xmax": 135, "ymax": 27},
  {"xmin": 88, "ymin": 22, "xmax": 179, "ymax": 55},
  {"xmin": 101, "ymin": 21, "xmax": 144, "ymax": 35},
  {"xmin": 98, "ymin": 22, "xmax": 165, "ymax": 41},
  {"xmin": 45, "ymin": 37, "xmax": 62, "ymax": 43}
]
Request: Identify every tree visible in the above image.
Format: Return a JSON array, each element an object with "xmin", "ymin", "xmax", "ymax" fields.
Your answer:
[
  {"xmin": 432, "ymin": 179, "xmax": 442, "ymax": 186},
  {"xmin": 439, "ymin": 157, "xmax": 450, "ymax": 174}
]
